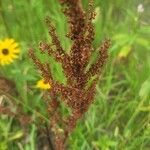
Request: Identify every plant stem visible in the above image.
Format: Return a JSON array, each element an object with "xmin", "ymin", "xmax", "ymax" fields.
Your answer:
[{"xmin": 45, "ymin": 123, "xmax": 55, "ymax": 150}]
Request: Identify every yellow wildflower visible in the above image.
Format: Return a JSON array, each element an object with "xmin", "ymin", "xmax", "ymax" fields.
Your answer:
[
  {"xmin": 36, "ymin": 79, "xmax": 51, "ymax": 90},
  {"xmin": 0, "ymin": 38, "xmax": 20, "ymax": 65}
]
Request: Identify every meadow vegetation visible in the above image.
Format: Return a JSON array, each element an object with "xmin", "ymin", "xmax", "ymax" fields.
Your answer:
[{"xmin": 0, "ymin": 0, "xmax": 150, "ymax": 149}]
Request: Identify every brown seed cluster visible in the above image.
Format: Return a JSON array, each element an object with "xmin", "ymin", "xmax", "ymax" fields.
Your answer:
[{"xmin": 29, "ymin": 0, "xmax": 110, "ymax": 149}]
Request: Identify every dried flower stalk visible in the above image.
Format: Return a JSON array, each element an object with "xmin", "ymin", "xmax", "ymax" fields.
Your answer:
[{"xmin": 29, "ymin": 0, "xmax": 110, "ymax": 149}]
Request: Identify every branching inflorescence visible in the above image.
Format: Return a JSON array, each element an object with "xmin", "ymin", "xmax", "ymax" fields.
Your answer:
[{"xmin": 29, "ymin": 0, "xmax": 110, "ymax": 149}]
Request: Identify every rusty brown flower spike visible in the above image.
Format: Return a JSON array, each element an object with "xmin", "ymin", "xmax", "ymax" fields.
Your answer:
[{"xmin": 29, "ymin": 0, "xmax": 110, "ymax": 149}]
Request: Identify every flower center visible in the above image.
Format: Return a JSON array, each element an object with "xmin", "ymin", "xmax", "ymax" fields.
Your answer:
[
  {"xmin": 2, "ymin": 48, "xmax": 9, "ymax": 55},
  {"xmin": 43, "ymin": 81, "xmax": 48, "ymax": 84}
]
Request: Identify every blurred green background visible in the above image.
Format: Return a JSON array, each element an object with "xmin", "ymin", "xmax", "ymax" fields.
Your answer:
[{"xmin": 0, "ymin": 0, "xmax": 150, "ymax": 150}]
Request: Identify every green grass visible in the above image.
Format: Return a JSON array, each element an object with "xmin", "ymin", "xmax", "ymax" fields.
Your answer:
[{"xmin": 0, "ymin": 0, "xmax": 150, "ymax": 150}]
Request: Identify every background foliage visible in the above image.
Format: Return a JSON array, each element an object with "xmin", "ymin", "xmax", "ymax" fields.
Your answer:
[{"xmin": 0, "ymin": 0, "xmax": 150, "ymax": 149}]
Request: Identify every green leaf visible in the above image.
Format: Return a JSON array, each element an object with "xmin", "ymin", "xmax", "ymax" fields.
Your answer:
[
  {"xmin": 136, "ymin": 38, "xmax": 150, "ymax": 49},
  {"xmin": 139, "ymin": 78, "xmax": 150, "ymax": 99},
  {"xmin": 139, "ymin": 106, "xmax": 150, "ymax": 112},
  {"xmin": 0, "ymin": 141, "xmax": 8, "ymax": 150},
  {"xmin": 8, "ymin": 131, "xmax": 24, "ymax": 141},
  {"xmin": 118, "ymin": 46, "xmax": 132, "ymax": 58}
]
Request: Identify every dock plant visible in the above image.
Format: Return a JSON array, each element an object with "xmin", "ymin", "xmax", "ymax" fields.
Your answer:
[{"xmin": 29, "ymin": 0, "xmax": 111, "ymax": 149}]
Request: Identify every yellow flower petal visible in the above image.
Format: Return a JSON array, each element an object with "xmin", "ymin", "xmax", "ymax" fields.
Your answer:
[
  {"xmin": 36, "ymin": 79, "xmax": 51, "ymax": 90},
  {"xmin": 10, "ymin": 42, "xmax": 19, "ymax": 49},
  {"xmin": 4, "ymin": 38, "xmax": 15, "ymax": 45},
  {"xmin": 11, "ymin": 54, "xmax": 19, "ymax": 59}
]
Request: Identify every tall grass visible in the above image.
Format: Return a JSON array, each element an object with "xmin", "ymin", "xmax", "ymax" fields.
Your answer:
[{"xmin": 0, "ymin": 0, "xmax": 150, "ymax": 149}]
